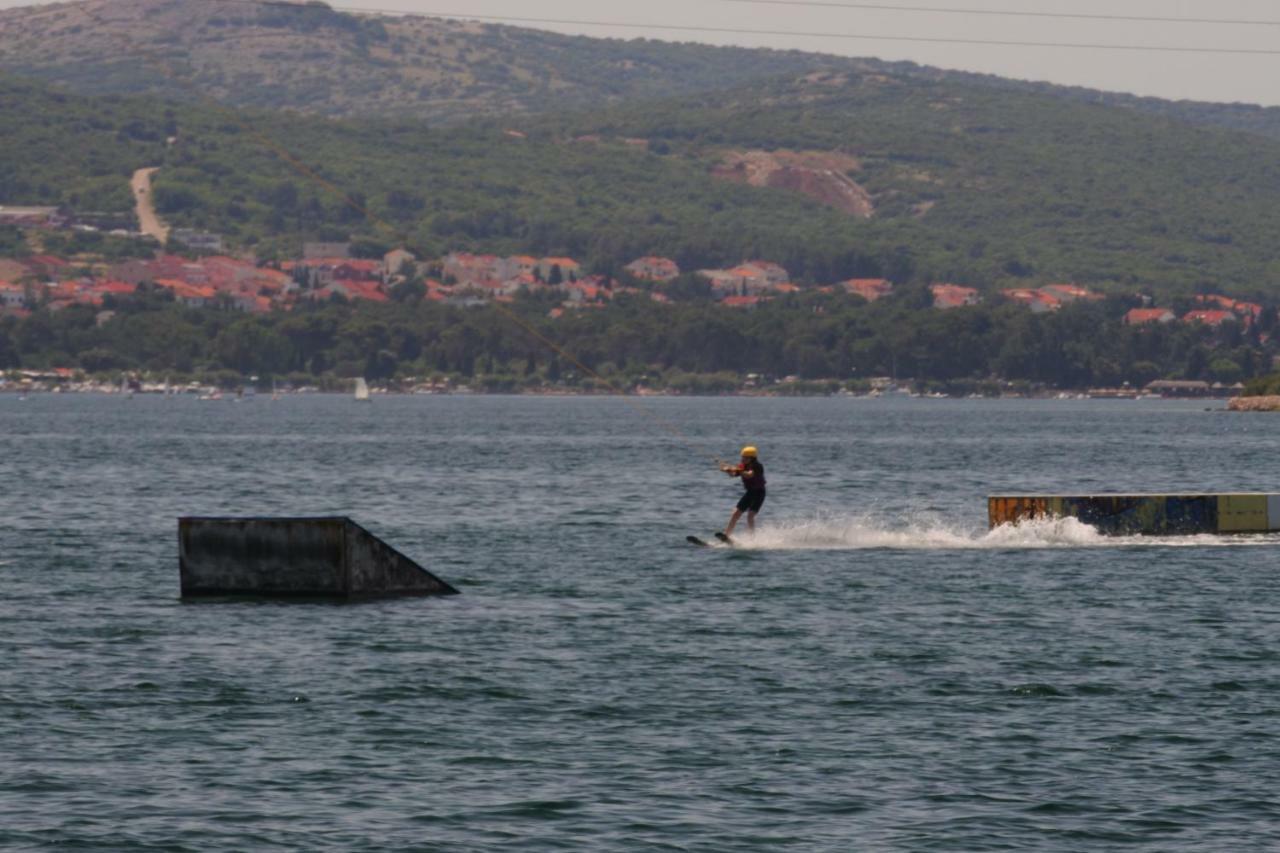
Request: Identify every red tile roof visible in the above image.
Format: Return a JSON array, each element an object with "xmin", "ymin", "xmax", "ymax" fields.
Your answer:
[
  {"xmin": 1125, "ymin": 308, "xmax": 1175, "ymax": 325},
  {"xmin": 841, "ymin": 278, "xmax": 892, "ymax": 292},
  {"xmin": 1040, "ymin": 283, "xmax": 1102, "ymax": 301},
  {"xmin": 1183, "ymin": 309, "xmax": 1236, "ymax": 326},
  {"xmin": 1195, "ymin": 293, "xmax": 1263, "ymax": 317},
  {"xmin": 154, "ymin": 278, "xmax": 216, "ymax": 300},
  {"xmin": 333, "ymin": 279, "xmax": 389, "ymax": 302},
  {"xmin": 1002, "ymin": 288, "xmax": 1061, "ymax": 310},
  {"xmin": 930, "ymin": 283, "xmax": 980, "ymax": 308},
  {"xmin": 92, "ymin": 281, "xmax": 137, "ymax": 295},
  {"xmin": 567, "ymin": 283, "xmax": 602, "ymax": 300}
]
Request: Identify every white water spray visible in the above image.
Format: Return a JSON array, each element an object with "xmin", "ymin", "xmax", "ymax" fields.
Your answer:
[{"xmin": 721, "ymin": 513, "xmax": 1280, "ymax": 551}]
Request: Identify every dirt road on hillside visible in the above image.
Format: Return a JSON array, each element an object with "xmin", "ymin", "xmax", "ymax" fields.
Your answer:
[{"xmin": 131, "ymin": 167, "xmax": 168, "ymax": 244}]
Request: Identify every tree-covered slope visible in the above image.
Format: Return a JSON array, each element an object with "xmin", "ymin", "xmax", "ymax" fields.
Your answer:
[
  {"xmin": 0, "ymin": 79, "xmax": 171, "ymax": 212},
  {"xmin": 539, "ymin": 72, "xmax": 1280, "ymax": 293},
  {"xmin": 958, "ymin": 73, "xmax": 1280, "ymax": 143},
  {"xmin": 5, "ymin": 69, "xmax": 1280, "ymax": 299}
]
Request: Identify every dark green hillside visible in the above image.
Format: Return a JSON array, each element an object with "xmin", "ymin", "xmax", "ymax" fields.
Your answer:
[
  {"xmin": 3, "ymin": 75, "xmax": 1276, "ymax": 389},
  {"xmin": 6, "ymin": 69, "xmax": 1280, "ymax": 299},
  {"xmin": 0, "ymin": 80, "xmax": 1053, "ymax": 290},
  {"xmin": 0, "ymin": 79, "xmax": 170, "ymax": 211},
  {"xmin": 543, "ymin": 73, "xmax": 1280, "ymax": 295},
  {"xmin": 965, "ymin": 75, "xmax": 1280, "ymax": 143},
  {"xmin": 0, "ymin": 75, "xmax": 900, "ymax": 281},
  {"xmin": 151, "ymin": 71, "xmax": 1280, "ymax": 296},
  {"xmin": 848, "ymin": 65, "xmax": 1280, "ymax": 143},
  {"xmin": 148, "ymin": 108, "xmax": 895, "ymax": 281}
]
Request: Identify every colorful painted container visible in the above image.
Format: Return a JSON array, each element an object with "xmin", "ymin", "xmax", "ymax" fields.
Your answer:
[{"xmin": 988, "ymin": 494, "xmax": 1280, "ymax": 536}]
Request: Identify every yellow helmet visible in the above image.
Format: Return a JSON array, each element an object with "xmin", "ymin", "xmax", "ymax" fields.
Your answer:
[{"xmin": 740, "ymin": 446, "xmax": 758, "ymax": 458}]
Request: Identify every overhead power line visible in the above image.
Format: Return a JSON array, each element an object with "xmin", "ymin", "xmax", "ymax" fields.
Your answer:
[
  {"xmin": 126, "ymin": 1, "xmax": 1280, "ymax": 56},
  {"xmin": 304, "ymin": 6, "xmax": 1280, "ymax": 56},
  {"xmin": 714, "ymin": 0, "xmax": 1280, "ymax": 28}
]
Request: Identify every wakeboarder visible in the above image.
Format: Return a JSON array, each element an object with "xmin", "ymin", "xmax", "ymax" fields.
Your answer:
[{"xmin": 720, "ymin": 445, "xmax": 766, "ymax": 539}]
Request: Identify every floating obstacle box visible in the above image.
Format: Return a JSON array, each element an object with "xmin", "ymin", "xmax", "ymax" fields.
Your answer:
[
  {"xmin": 989, "ymin": 494, "xmax": 1280, "ymax": 536},
  {"xmin": 179, "ymin": 517, "xmax": 459, "ymax": 599}
]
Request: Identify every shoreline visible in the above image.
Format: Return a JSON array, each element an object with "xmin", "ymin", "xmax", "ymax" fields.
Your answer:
[{"xmin": 0, "ymin": 385, "xmax": 1242, "ymax": 402}]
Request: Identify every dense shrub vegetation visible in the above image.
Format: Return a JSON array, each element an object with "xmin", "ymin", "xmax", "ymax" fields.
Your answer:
[
  {"xmin": 1, "ymin": 286, "xmax": 1271, "ymax": 391},
  {"xmin": 5, "ymin": 67, "xmax": 1280, "ymax": 387}
]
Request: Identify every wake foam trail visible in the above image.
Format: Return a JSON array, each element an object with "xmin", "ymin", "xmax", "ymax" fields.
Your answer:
[{"xmin": 730, "ymin": 513, "xmax": 1280, "ymax": 551}]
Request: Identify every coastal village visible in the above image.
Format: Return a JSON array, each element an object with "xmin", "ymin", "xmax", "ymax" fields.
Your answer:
[
  {"xmin": 0, "ymin": 204, "xmax": 1264, "ymax": 324},
  {"xmin": 0, "ymin": 203, "xmax": 1267, "ymax": 398}
]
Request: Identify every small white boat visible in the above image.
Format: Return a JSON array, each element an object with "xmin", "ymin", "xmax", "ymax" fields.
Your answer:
[{"xmin": 354, "ymin": 378, "xmax": 371, "ymax": 402}]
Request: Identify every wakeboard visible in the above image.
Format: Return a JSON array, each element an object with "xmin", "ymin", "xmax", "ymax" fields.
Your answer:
[
  {"xmin": 687, "ymin": 535, "xmax": 711, "ymax": 547},
  {"xmin": 714, "ymin": 532, "xmax": 734, "ymax": 546}
]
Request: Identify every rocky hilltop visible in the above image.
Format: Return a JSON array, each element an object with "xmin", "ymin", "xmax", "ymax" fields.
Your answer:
[
  {"xmin": 0, "ymin": 0, "xmax": 841, "ymax": 122},
  {"xmin": 5, "ymin": 0, "xmax": 1280, "ymax": 140}
]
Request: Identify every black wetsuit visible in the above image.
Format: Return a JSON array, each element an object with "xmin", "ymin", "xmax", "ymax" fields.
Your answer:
[{"xmin": 736, "ymin": 460, "xmax": 766, "ymax": 513}]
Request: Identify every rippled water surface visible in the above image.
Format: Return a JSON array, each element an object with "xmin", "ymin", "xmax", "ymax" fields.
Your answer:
[{"xmin": 4, "ymin": 394, "xmax": 1280, "ymax": 850}]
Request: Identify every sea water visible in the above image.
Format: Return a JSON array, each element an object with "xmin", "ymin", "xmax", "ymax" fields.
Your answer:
[{"xmin": 3, "ymin": 394, "xmax": 1280, "ymax": 850}]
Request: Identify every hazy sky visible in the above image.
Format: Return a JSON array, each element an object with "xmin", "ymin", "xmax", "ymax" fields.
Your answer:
[{"xmin": 4, "ymin": 0, "xmax": 1280, "ymax": 106}]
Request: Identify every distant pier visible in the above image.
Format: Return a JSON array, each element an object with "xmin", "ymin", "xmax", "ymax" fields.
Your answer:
[
  {"xmin": 178, "ymin": 517, "xmax": 458, "ymax": 599},
  {"xmin": 989, "ymin": 494, "xmax": 1280, "ymax": 536}
]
